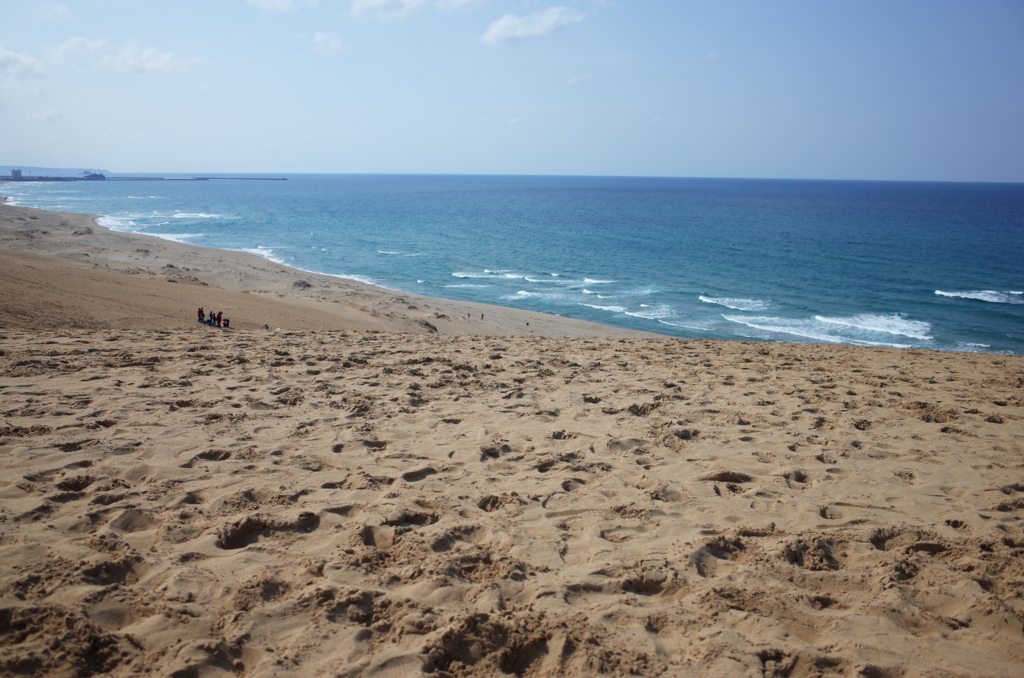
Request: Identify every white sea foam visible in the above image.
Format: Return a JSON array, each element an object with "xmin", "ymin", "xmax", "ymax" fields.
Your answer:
[
  {"xmin": 510, "ymin": 289, "xmax": 575, "ymax": 301},
  {"xmin": 699, "ymin": 296, "xmax": 770, "ymax": 311},
  {"xmin": 658, "ymin": 318, "xmax": 715, "ymax": 331},
  {"xmin": 935, "ymin": 290, "xmax": 1024, "ymax": 304},
  {"xmin": 815, "ymin": 313, "xmax": 932, "ymax": 340},
  {"xmin": 96, "ymin": 216, "xmax": 134, "ymax": 230},
  {"xmin": 582, "ymin": 289, "xmax": 596, "ymax": 294},
  {"xmin": 583, "ymin": 278, "xmax": 615, "ymax": 284},
  {"xmin": 172, "ymin": 212, "xmax": 238, "ymax": 219},
  {"xmin": 525, "ymin": 276, "xmax": 598, "ymax": 288},
  {"xmin": 376, "ymin": 250, "xmax": 421, "ymax": 257},
  {"xmin": 721, "ymin": 314, "xmax": 916, "ymax": 348},
  {"xmin": 241, "ymin": 246, "xmax": 286, "ymax": 265},
  {"xmin": 320, "ymin": 272, "xmax": 384, "ymax": 287},
  {"xmin": 954, "ymin": 342, "xmax": 992, "ymax": 352},
  {"xmin": 146, "ymin": 233, "xmax": 205, "ymax": 244},
  {"xmin": 581, "ymin": 304, "xmax": 627, "ymax": 313},
  {"xmin": 453, "ymin": 271, "xmax": 524, "ymax": 280},
  {"xmin": 445, "ymin": 284, "xmax": 489, "ymax": 289},
  {"xmin": 625, "ymin": 305, "xmax": 676, "ymax": 320}
]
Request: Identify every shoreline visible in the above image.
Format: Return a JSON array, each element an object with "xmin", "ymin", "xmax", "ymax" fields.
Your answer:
[
  {"xmin": 3, "ymin": 194, "xmax": 1024, "ymax": 676},
  {"xmin": 0, "ymin": 196, "xmax": 658, "ymax": 337},
  {"xmin": 5, "ymin": 185, "xmax": 1021, "ymax": 355}
]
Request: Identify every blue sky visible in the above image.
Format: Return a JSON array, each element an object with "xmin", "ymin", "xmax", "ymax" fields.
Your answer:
[{"xmin": 2, "ymin": 0, "xmax": 1022, "ymax": 181}]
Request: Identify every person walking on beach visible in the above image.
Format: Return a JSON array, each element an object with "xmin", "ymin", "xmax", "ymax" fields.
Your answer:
[{"xmin": 198, "ymin": 307, "xmax": 204, "ymax": 323}]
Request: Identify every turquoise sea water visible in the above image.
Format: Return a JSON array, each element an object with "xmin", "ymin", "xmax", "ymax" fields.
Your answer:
[{"xmin": 4, "ymin": 174, "xmax": 1023, "ymax": 354}]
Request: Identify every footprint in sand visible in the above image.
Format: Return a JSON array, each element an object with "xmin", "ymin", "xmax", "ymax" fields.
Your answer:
[
  {"xmin": 430, "ymin": 525, "xmax": 491, "ymax": 552},
  {"xmin": 216, "ymin": 512, "xmax": 319, "ymax": 550},
  {"xmin": 402, "ymin": 466, "xmax": 437, "ymax": 482},
  {"xmin": 819, "ymin": 505, "xmax": 845, "ymax": 520},
  {"xmin": 109, "ymin": 508, "xmax": 161, "ymax": 533}
]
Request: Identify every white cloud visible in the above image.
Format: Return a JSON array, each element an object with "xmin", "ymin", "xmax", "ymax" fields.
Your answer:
[
  {"xmin": 435, "ymin": 0, "xmax": 486, "ymax": 11},
  {"xmin": 481, "ymin": 7, "xmax": 585, "ymax": 47},
  {"xmin": 53, "ymin": 37, "xmax": 108, "ymax": 63},
  {"xmin": 102, "ymin": 43, "xmax": 189, "ymax": 73},
  {"xmin": 53, "ymin": 38, "xmax": 197, "ymax": 74},
  {"xmin": 352, "ymin": 0, "xmax": 425, "ymax": 19},
  {"xmin": 704, "ymin": 52, "xmax": 724, "ymax": 62},
  {"xmin": 0, "ymin": 46, "xmax": 45, "ymax": 79},
  {"xmin": 27, "ymin": 110, "xmax": 62, "ymax": 122},
  {"xmin": 506, "ymin": 117, "xmax": 522, "ymax": 126},
  {"xmin": 312, "ymin": 31, "xmax": 344, "ymax": 57},
  {"xmin": 566, "ymin": 73, "xmax": 591, "ymax": 86},
  {"xmin": 247, "ymin": 0, "xmax": 296, "ymax": 12},
  {"xmin": 44, "ymin": 5, "xmax": 74, "ymax": 21}
]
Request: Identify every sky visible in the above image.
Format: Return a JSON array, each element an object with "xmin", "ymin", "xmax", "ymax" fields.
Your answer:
[{"xmin": 1, "ymin": 0, "xmax": 1023, "ymax": 181}]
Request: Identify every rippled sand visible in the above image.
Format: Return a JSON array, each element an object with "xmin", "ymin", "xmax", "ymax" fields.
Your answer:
[{"xmin": 2, "ymin": 197, "xmax": 1023, "ymax": 677}]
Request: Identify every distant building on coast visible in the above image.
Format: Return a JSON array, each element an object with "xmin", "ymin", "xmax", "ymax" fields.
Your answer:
[
  {"xmin": 2, "ymin": 168, "xmax": 105, "ymax": 182},
  {"xmin": 2, "ymin": 168, "xmax": 284, "ymax": 182}
]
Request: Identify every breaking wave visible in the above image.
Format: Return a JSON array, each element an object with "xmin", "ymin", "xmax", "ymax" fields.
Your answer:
[
  {"xmin": 699, "ymin": 296, "xmax": 771, "ymax": 311},
  {"xmin": 935, "ymin": 290, "xmax": 1024, "ymax": 305}
]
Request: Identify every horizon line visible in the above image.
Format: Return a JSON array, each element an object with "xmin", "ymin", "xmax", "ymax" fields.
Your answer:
[{"xmin": 3, "ymin": 168, "xmax": 1022, "ymax": 185}]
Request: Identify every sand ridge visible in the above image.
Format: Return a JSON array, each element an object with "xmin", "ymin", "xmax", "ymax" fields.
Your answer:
[{"xmin": 1, "ymin": 328, "xmax": 1023, "ymax": 677}]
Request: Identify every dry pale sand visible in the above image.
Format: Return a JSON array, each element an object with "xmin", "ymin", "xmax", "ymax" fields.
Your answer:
[{"xmin": 2, "ymin": 199, "xmax": 1024, "ymax": 678}]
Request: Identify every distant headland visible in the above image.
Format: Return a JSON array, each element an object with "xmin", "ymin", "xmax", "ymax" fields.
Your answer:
[{"xmin": 1, "ymin": 168, "xmax": 286, "ymax": 182}]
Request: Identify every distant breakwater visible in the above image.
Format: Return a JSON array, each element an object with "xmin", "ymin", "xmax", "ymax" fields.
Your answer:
[{"xmin": 3, "ymin": 176, "xmax": 287, "ymax": 182}]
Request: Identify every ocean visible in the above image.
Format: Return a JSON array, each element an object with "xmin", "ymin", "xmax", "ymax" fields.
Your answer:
[{"xmin": 4, "ymin": 174, "xmax": 1022, "ymax": 354}]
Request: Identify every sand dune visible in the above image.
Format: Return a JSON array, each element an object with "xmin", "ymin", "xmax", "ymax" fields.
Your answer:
[{"xmin": 2, "ymin": 199, "xmax": 1024, "ymax": 677}]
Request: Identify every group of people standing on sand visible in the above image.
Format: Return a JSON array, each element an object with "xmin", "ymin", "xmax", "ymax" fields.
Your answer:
[{"xmin": 197, "ymin": 307, "xmax": 229, "ymax": 328}]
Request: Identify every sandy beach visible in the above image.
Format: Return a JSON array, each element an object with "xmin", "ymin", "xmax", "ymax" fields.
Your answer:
[
  {"xmin": 0, "ymin": 197, "xmax": 648, "ymax": 338},
  {"xmin": 2, "ymin": 199, "xmax": 1023, "ymax": 677}
]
